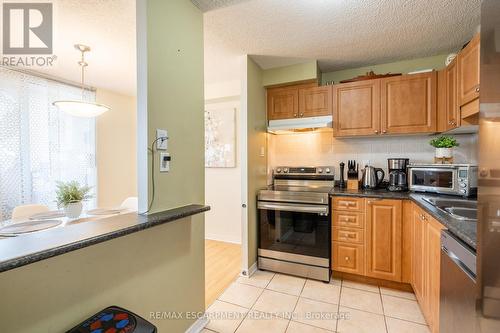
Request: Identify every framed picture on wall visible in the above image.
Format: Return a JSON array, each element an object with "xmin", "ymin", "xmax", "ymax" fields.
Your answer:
[{"xmin": 204, "ymin": 107, "xmax": 236, "ymax": 168}]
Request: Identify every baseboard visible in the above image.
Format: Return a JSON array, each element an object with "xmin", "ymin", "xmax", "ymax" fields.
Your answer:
[
  {"xmin": 240, "ymin": 261, "xmax": 258, "ymax": 278},
  {"xmin": 332, "ymin": 271, "xmax": 413, "ymax": 292},
  {"xmin": 185, "ymin": 316, "xmax": 208, "ymax": 333},
  {"xmin": 205, "ymin": 234, "xmax": 242, "ymax": 245}
]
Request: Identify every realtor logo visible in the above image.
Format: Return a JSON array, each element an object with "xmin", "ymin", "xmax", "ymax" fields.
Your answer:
[{"xmin": 3, "ymin": 3, "xmax": 53, "ymax": 54}]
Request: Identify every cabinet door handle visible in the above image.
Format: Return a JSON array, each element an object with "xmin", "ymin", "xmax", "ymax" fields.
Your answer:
[
  {"xmin": 300, "ymin": 113, "xmax": 304, "ymax": 117},
  {"xmin": 382, "ymin": 130, "xmax": 387, "ymax": 134},
  {"xmin": 374, "ymin": 130, "xmax": 379, "ymax": 134},
  {"xmin": 345, "ymin": 256, "xmax": 350, "ymax": 261},
  {"xmin": 475, "ymin": 86, "xmax": 480, "ymax": 93},
  {"xmin": 294, "ymin": 113, "xmax": 298, "ymax": 117}
]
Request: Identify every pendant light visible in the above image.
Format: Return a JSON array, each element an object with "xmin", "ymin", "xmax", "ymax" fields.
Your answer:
[{"xmin": 53, "ymin": 44, "xmax": 110, "ymax": 117}]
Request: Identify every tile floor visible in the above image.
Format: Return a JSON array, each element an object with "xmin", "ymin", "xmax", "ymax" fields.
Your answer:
[{"xmin": 204, "ymin": 270, "xmax": 430, "ymax": 333}]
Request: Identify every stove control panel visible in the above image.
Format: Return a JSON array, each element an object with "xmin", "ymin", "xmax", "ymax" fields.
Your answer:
[{"xmin": 274, "ymin": 166, "xmax": 335, "ymax": 176}]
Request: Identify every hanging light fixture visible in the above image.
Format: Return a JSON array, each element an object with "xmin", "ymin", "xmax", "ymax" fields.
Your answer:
[{"xmin": 53, "ymin": 44, "xmax": 110, "ymax": 117}]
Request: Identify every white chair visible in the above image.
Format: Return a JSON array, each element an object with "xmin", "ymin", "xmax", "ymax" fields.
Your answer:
[
  {"xmin": 11, "ymin": 204, "xmax": 49, "ymax": 220},
  {"xmin": 120, "ymin": 197, "xmax": 138, "ymax": 212}
]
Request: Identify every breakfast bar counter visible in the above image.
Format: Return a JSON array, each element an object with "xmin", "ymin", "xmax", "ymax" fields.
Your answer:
[{"xmin": 0, "ymin": 204, "xmax": 210, "ymax": 273}]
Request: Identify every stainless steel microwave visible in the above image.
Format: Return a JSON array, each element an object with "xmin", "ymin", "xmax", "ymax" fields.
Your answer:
[{"xmin": 408, "ymin": 164, "xmax": 478, "ymax": 197}]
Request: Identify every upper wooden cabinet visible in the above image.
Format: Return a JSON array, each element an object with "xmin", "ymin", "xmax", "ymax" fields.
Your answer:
[
  {"xmin": 365, "ymin": 198, "xmax": 402, "ymax": 282},
  {"xmin": 381, "ymin": 72, "xmax": 437, "ymax": 134},
  {"xmin": 267, "ymin": 86, "xmax": 299, "ymax": 120},
  {"xmin": 437, "ymin": 59, "xmax": 460, "ymax": 132},
  {"xmin": 458, "ymin": 33, "xmax": 480, "ymax": 107},
  {"xmin": 267, "ymin": 83, "xmax": 331, "ymax": 120},
  {"xmin": 299, "ymin": 85, "xmax": 332, "ymax": 118},
  {"xmin": 332, "ymin": 72, "xmax": 437, "ymax": 137},
  {"xmin": 332, "ymin": 80, "xmax": 381, "ymax": 136}
]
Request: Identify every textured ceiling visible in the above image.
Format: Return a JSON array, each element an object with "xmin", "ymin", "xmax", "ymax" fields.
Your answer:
[
  {"xmin": 192, "ymin": 0, "xmax": 252, "ymax": 12},
  {"xmin": 8, "ymin": 0, "xmax": 136, "ymax": 95},
  {"xmin": 204, "ymin": 0, "xmax": 481, "ymax": 73}
]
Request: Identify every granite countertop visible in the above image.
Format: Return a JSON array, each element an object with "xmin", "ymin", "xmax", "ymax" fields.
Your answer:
[
  {"xmin": 330, "ymin": 187, "xmax": 412, "ymax": 200},
  {"xmin": 329, "ymin": 188, "xmax": 477, "ymax": 250},
  {"xmin": 0, "ymin": 204, "xmax": 210, "ymax": 273},
  {"xmin": 410, "ymin": 194, "xmax": 476, "ymax": 250}
]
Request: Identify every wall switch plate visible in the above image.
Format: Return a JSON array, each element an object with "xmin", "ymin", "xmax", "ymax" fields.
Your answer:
[
  {"xmin": 159, "ymin": 153, "xmax": 170, "ymax": 172},
  {"xmin": 156, "ymin": 129, "xmax": 168, "ymax": 150}
]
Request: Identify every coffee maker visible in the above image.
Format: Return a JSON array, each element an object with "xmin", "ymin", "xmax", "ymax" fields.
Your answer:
[{"xmin": 387, "ymin": 158, "xmax": 409, "ymax": 192}]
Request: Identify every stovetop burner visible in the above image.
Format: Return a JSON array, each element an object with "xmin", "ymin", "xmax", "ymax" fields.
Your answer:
[{"xmin": 259, "ymin": 166, "xmax": 336, "ymax": 204}]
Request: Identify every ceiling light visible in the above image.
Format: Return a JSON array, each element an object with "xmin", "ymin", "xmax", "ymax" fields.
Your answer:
[{"xmin": 53, "ymin": 44, "xmax": 110, "ymax": 117}]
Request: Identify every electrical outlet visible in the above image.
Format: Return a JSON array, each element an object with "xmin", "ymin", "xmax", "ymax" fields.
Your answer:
[
  {"xmin": 156, "ymin": 129, "xmax": 168, "ymax": 150},
  {"xmin": 159, "ymin": 153, "xmax": 170, "ymax": 172}
]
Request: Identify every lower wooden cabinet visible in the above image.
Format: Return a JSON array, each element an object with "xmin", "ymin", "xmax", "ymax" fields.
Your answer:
[
  {"xmin": 365, "ymin": 199, "xmax": 402, "ymax": 282},
  {"xmin": 331, "ymin": 197, "xmax": 445, "ymax": 331},
  {"xmin": 332, "ymin": 242, "xmax": 365, "ymax": 275},
  {"xmin": 426, "ymin": 216, "xmax": 445, "ymax": 333},
  {"xmin": 411, "ymin": 203, "xmax": 445, "ymax": 333},
  {"xmin": 412, "ymin": 205, "xmax": 426, "ymax": 303}
]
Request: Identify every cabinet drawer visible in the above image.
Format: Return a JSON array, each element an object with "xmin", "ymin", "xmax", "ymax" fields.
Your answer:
[
  {"xmin": 333, "ymin": 211, "xmax": 365, "ymax": 229},
  {"xmin": 332, "ymin": 242, "xmax": 365, "ymax": 275},
  {"xmin": 333, "ymin": 197, "xmax": 365, "ymax": 212},
  {"xmin": 333, "ymin": 227, "xmax": 364, "ymax": 244}
]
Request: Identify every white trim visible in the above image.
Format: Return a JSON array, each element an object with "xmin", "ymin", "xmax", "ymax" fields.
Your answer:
[
  {"xmin": 205, "ymin": 234, "xmax": 242, "ymax": 245},
  {"xmin": 240, "ymin": 56, "xmax": 249, "ymax": 275},
  {"xmin": 248, "ymin": 261, "xmax": 258, "ymax": 277},
  {"xmin": 185, "ymin": 316, "xmax": 208, "ymax": 333},
  {"xmin": 136, "ymin": 0, "xmax": 149, "ymax": 213}
]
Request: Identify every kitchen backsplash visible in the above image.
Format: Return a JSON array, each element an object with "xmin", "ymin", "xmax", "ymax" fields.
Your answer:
[{"xmin": 267, "ymin": 132, "xmax": 478, "ymax": 181}]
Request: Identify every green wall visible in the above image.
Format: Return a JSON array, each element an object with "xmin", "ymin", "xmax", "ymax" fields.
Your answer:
[
  {"xmin": 321, "ymin": 54, "xmax": 449, "ymax": 84},
  {"xmin": 262, "ymin": 60, "xmax": 318, "ymax": 87},
  {"xmin": 245, "ymin": 56, "xmax": 268, "ymax": 267},
  {"xmin": 147, "ymin": 0, "xmax": 205, "ymax": 212},
  {"xmin": 144, "ymin": 0, "xmax": 206, "ymax": 330}
]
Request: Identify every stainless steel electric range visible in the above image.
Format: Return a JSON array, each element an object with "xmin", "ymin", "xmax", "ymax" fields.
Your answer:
[{"xmin": 257, "ymin": 166, "xmax": 334, "ymax": 282}]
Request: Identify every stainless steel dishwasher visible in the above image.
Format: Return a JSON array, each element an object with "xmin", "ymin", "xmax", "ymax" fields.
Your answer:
[{"xmin": 440, "ymin": 230, "xmax": 477, "ymax": 333}]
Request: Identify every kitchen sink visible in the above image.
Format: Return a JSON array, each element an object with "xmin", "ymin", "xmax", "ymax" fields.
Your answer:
[
  {"xmin": 444, "ymin": 207, "xmax": 477, "ymax": 220},
  {"xmin": 422, "ymin": 197, "xmax": 477, "ymax": 221},
  {"xmin": 422, "ymin": 197, "xmax": 477, "ymax": 209}
]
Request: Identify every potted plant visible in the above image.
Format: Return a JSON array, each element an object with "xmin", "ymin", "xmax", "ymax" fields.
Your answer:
[
  {"xmin": 430, "ymin": 135, "xmax": 459, "ymax": 163},
  {"xmin": 55, "ymin": 181, "xmax": 92, "ymax": 218}
]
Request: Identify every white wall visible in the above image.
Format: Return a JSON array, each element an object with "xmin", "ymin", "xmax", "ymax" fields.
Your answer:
[
  {"xmin": 268, "ymin": 132, "xmax": 478, "ymax": 179},
  {"xmin": 203, "ymin": 15, "xmax": 244, "ymax": 244},
  {"xmin": 96, "ymin": 89, "xmax": 137, "ymax": 207},
  {"xmin": 205, "ymin": 97, "xmax": 242, "ymax": 243}
]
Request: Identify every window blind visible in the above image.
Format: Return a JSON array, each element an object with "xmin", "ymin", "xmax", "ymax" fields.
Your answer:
[{"xmin": 0, "ymin": 67, "xmax": 97, "ymax": 220}]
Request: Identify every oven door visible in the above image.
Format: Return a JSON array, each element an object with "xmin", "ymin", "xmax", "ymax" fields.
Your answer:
[
  {"xmin": 409, "ymin": 167, "xmax": 458, "ymax": 195},
  {"xmin": 257, "ymin": 201, "xmax": 330, "ymax": 260}
]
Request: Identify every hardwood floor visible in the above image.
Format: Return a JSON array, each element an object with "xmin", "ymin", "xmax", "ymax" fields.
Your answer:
[{"xmin": 205, "ymin": 239, "xmax": 242, "ymax": 308}]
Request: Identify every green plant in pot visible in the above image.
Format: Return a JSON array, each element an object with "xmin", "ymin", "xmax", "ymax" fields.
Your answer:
[
  {"xmin": 430, "ymin": 135, "xmax": 459, "ymax": 163},
  {"xmin": 55, "ymin": 181, "xmax": 92, "ymax": 218}
]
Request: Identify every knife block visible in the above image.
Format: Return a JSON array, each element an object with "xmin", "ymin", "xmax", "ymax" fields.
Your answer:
[{"xmin": 347, "ymin": 179, "xmax": 359, "ymax": 190}]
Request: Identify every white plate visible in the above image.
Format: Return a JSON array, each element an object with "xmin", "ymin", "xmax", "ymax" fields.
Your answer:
[
  {"xmin": 86, "ymin": 208, "xmax": 125, "ymax": 216},
  {"xmin": 29, "ymin": 211, "xmax": 65, "ymax": 220},
  {"xmin": 0, "ymin": 220, "xmax": 62, "ymax": 236}
]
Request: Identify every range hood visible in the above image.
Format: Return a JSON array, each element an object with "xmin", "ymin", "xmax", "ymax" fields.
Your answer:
[{"xmin": 267, "ymin": 115, "xmax": 333, "ymax": 134}]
